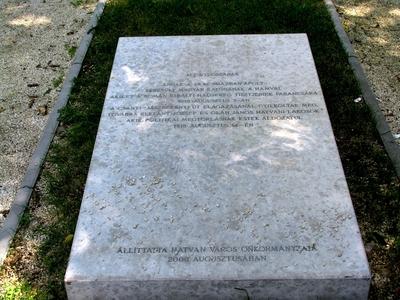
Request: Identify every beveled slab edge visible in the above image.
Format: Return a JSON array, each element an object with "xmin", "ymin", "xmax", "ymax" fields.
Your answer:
[{"xmin": 66, "ymin": 277, "xmax": 370, "ymax": 300}]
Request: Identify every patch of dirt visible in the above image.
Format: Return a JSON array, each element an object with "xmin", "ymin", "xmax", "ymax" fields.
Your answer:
[
  {"xmin": 0, "ymin": 0, "xmax": 95, "ymax": 226},
  {"xmin": 0, "ymin": 183, "xmax": 53, "ymax": 294},
  {"xmin": 334, "ymin": 0, "xmax": 400, "ymax": 140}
]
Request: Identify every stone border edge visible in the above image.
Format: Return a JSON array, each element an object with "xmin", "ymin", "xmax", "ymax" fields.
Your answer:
[
  {"xmin": 0, "ymin": 0, "xmax": 106, "ymax": 265},
  {"xmin": 324, "ymin": 0, "xmax": 400, "ymax": 177}
]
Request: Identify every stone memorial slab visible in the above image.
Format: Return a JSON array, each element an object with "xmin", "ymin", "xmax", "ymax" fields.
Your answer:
[{"xmin": 65, "ymin": 34, "xmax": 370, "ymax": 299}]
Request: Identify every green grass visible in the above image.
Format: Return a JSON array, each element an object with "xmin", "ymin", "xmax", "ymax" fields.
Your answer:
[
  {"xmin": 1, "ymin": 0, "xmax": 399, "ymax": 298},
  {"xmin": 51, "ymin": 74, "xmax": 64, "ymax": 89},
  {"xmin": 70, "ymin": 0, "xmax": 83, "ymax": 7},
  {"xmin": 65, "ymin": 45, "xmax": 77, "ymax": 58},
  {"xmin": 0, "ymin": 280, "xmax": 45, "ymax": 300},
  {"xmin": 70, "ymin": 0, "xmax": 98, "ymax": 8},
  {"xmin": 18, "ymin": 211, "xmax": 31, "ymax": 228}
]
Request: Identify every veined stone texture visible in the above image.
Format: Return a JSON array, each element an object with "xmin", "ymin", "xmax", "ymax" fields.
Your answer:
[{"xmin": 65, "ymin": 34, "xmax": 370, "ymax": 299}]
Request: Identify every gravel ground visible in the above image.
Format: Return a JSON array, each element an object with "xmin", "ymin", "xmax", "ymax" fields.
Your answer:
[
  {"xmin": 335, "ymin": 0, "xmax": 400, "ymax": 139},
  {"xmin": 0, "ymin": 0, "xmax": 95, "ymax": 227}
]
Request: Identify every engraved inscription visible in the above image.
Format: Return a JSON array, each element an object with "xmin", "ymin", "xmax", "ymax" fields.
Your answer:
[
  {"xmin": 116, "ymin": 244, "xmax": 318, "ymax": 264},
  {"xmin": 107, "ymin": 73, "xmax": 322, "ymax": 129}
]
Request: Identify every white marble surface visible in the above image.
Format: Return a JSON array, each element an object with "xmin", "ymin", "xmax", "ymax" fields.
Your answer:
[{"xmin": 65, "ymin": 34, "xmax": 370, "ymax": 299}]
